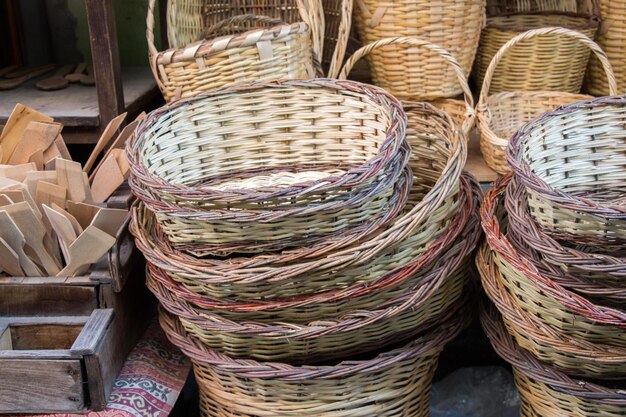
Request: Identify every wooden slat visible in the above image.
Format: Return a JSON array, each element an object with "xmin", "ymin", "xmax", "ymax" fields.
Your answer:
[
  {"xmin": 71, "ymin": 309, "xmax": 114, "ymax": 355},
  {"xmin": 0, "ymin": 359, "xmax": 84, "ymax": 413},
  {"xmin": 9, "ymin": 323, "xmax": 83, "ymax": 350},
  {"xmin": 0, "ymin": 284, "xmax": 97, "ymax": 316}
]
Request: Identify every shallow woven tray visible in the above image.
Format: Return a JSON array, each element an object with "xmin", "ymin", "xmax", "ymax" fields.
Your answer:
[
  {"xmin": 476, "ymin": 26, "xmax": 613, "ymax": 174},
  {"xmin": 481, "ymin": 302, "xmax": 626, "ymax": 417},
  {"xmin": 129, "ymin": 102, "xmax": 466, "ymax": 300},
  {"xmin": 353, "ymin": 0, "xmax": 484, "ymax": 101},
  {"xmin": 128, "ymin": 79, "xmax": 412, "ymax": 255},
  {"xmin": 507, "ymin": 94, "xmax": 626, "ymax": 245},
  {"xmin": 481, "ymin": 175, "xmax": 626, "ymax": 349},
  {"xmin": 478, "ymin": 243, "xmax": 626, "ymax": 378},
  {"xmin": 159, "ymin": 304, "xmax": 471, "ymax": 417}
]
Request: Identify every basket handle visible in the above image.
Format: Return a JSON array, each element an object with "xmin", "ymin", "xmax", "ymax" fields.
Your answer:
[
  {"xmin": 338, "ymin": 37, "xmax": 475, "ymax": 128},
  {"xmin": 146, "ymin": 0, "xmax": 165, "ymax": 91},
  {"xmin": 326, "ymin": 0, "xmax": 353, "ymax": 78},
  {"xmin": 200, "ymin": 14, "xmax": 286, "ymax": 40},
  {"xmin": 478, "ymin": 27, "xmax": 617, "ymax": 110}
]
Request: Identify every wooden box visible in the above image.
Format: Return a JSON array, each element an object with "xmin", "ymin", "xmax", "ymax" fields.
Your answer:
[{"xmin": 0, "ymin": 310, "xmax": 117, "ymax": 413}]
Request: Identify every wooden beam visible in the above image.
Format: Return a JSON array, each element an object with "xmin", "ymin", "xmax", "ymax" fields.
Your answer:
[{"xmin": 84, "ymin": 0, "xmax": 124, "ymax": 129}]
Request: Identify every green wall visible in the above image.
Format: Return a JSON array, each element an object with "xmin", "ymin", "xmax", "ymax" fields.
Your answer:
[{"xmin": 68, "ymin": 0, "xmax": 162, "ymax": 67}]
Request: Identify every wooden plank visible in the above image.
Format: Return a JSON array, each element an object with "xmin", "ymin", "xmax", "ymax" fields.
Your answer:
[
  {"xmin": 464, "ymin": 130, "xmax": 498, "ymax": 183},
  {"xmin": 0, "ymin": 284, "xmax": 97, "ymax": 316},
  {"xmin": 71, "ymin": 309, "xmax": 114, "ymax": 355},
  {"xmin": 9, "ymin": 323, "xmax": 83, "ymax": 350},
  {"xmin": 0, "ymin": 325, "xmax": 12, "ymax": 350},
  {"xmin": 0, "ymin": 359, "xmax": 84, "ymax": 413},
  {"xmin": 85, "ymin": 0, "xmax": 124, "ymax": 130},
  {"xmin": 0, "ymin": 68, "xmax": 157, "ymax": 128}
]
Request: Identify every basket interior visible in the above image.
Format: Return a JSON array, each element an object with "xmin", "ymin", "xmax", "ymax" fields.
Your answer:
[
  {"xmin": 139, "ymin": 85, "xmax": 393, "ymax": 189},
  {"xmin": 518, "ymin": 103, "xmax": 626, "ymax": 199},
  {"xmin": 487, "ymin": 13, "xmax": 596, "ymax": 31}
]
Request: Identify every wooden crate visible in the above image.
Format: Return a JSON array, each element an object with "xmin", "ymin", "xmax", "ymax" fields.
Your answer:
[
  {"xmin": 0, "ymin": 310, "xmax": 118, "ymax": 413},
  {"xmin": 0, "ymin": 185, "xmax": 155, "ymax": 412}
]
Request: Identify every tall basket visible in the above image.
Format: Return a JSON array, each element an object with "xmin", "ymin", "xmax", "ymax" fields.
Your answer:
[
  {"xmin": 353, "ymin": 0, "xmax": 485, "ymax": 101},
  {"xmin": 477, "ymin": 27, "xmax": 616, "ymax": 174},
  {"xmin": 339, "ymin": 37, "xmax": 476, "ymax": 138},
  {"xmin": 586, "ymin": 0, "xmax": 626, "ymax": 95}
]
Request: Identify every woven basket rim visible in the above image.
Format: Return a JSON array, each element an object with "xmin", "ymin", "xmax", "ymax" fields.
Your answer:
[
  {"xmin": 158, "ymin": 304, "xmax": 469, "ymax": 380},
  {"xmin": 128, "ymin": 79, "xmax": 409, "ymax": 202},
  {"xmin": 480, "ymin": 302, "xmax": 626, "ymax": 404},
  {"xmin": 480, "ymin": 175, "xmax": 626, "ymax": 327},
  {"xmin": 149, "ymin": 206, "xmax": 481, "ymax": 339},
  {"xmin": 486, "ymin": 11, "xmax": 599, "ymax": 31},
  {"xmin": 506, "ymin": 95, "xmax": 626, "ymax": 218},
  {"xmin": 154, "ymin": 21, "xmax": 310, "ymax": 64},
  {"xmin": 478, "ymin": 243, "xmax": 626, "ymax": 364}
]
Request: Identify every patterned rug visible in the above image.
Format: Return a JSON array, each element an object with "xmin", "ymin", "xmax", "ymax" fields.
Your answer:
[{"xmin": 16, "ymin": 321, "xmax": 191, "ymax": 417}]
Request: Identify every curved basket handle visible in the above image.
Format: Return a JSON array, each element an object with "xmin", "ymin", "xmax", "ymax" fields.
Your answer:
[
  {"xmin": 200, "ymin": 14, "xmax": 286, "ymax": 40},
  {"xmin": 478, "ymin": 27, "xmax": 617, "ymax": 111},
  {"xmin": 338, "ymin": 37, "xmax": 475, "ymax": 130},
  {"xmin": 297, "ymin": 0, "xmax": 324, "ymax": 64},
  {"xmin": 326, "ymin": 0, "xmax": 353, "ymax": 78},
  {"xmin": 146, "ymin": 0, "xmax": 165, "ymax": 92}
]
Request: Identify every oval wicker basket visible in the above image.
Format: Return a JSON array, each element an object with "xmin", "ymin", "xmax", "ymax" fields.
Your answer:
[
  {"xmin": 473, "ymin": 11, "xmax": 599, "ymax": 94},
  {"xmin": 481, "ymin": 303, "xmax": 626, "ymax": 417},
  {"xmin": 481, "ymin": 175, "xmax": 626, "ymax": 350},
  {"xmin": 507, "ymin": 95, "xmax": 626, "ymax": 246},
  {"xmin": 133, "ymin": 174, "xmax": 477, "ymax": 319},
  {"xmin": 478, "ymin": 242, "xmax": 626, "ymax": 378},
  {"xmin": 505, "ymin": 178, "xmax": 626, "ymax": 303},
  {"xmin": 477, "ymin": 27, "xmax": 615, "ymax": 174},
  {"xmin": 127, "ymin": 79, "xmax": 412, "ymax": 256},
  {"xmin": 147, "ymin": 0, "xmax": 324, "ymax": 102},
  {"xmin": 586, "ymin": 0, "xmax": 626, "ymax": 95},
  {"xmin": 159, "ymin": 306, "xmax": 470, "ymax": 417},
  {"xmin": 352, "ymin": 0, "xmax": 485, "ymax": 101},
  {"xmin": 129, "ymin": 101, "xmax": 466, "ymax": 300},
  {"xmin": 339, "ymin": 37, "xmax": 476, "ymax": 137}
]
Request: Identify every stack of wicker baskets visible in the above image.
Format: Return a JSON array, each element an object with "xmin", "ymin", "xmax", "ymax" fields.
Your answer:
[
  {"xmin": 127, "ymin": 77, "xmax": 482, "ymax": 416},
  {"xmin": 478, "ymin": 95, "xmax": 626, "ymax": 416}
]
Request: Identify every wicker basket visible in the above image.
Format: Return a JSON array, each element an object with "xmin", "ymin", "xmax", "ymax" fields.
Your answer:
[
  {"xmin": 477, "ymin": 27, "xmax": 615, "ymax": 174},
  {"xmin": 478, "ymin": 242, "xmax": 626, "ymax": 378},
  {"xmin": 147, "ymin": 0, "xmax": 325, "ymax": 102},
  {"xmin": 507, "ymin": 95, "xmax": 626, "ymax": 246},
  {"xmin": 129, "ymin": 101, "xmax": 466, "ymax": 300},
  {"xmin": 481, "ymin": 175, "xmax": 626, "ymax": 350},
  {"xmin": 505, "ymin": 178, "xmax": 626, "ymax": 303},
  {"xmin": 481, "ymin": 303, "xmax": 626, "ymax": 417},
  {"xmin": 339, "ymin": 37, "xmax": 476, "ymax": 137},
  {"xmin": 159, "ymin": 305, "xmax": 470, "ymax": 417},
  {"xmin": 352, "ymin": 0, "xmax": 485, "ymax": 101},
  {"xmin": 133, "ymin": 173, "xmax": 478, "ymax": 318},
  {"xmin": 586, "ymin": 0, "xmax": 626, "ymax": 95},
  {"xmin": 322, "ymin": 0, "xmax": 352, "ymax": 77},
  {"xmin": 128, "ymin": 79, "xmax": 412, "ymax": 256},
  {"xmin": 486, "ymin": 0, "xmax": 584, "ymax": 16},
  {"xmin": 473, "ymin": 11, "xmax": 599, "ymax": 94}
]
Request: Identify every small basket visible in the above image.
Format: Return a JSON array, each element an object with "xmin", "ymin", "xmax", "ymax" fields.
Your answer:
[
  {"xmin": 147, "ymin": 0, "xmax": 324, "ymax": 102},
  {"xmin": 507, "ymin": 95, "xmax": 626, "ymax": 246},
  {"xmin": 129, "ymin": 102, "xmax": 466, "ymax": 300},
  {"xmin": 352, "ymin": 0, "xmax": 485, "ymax": 101},
  {"xmin": 481, "ymin": 175, "xmax": 626, "ymax": 350},
  {"xmin": 159, "ymin": 306, "xmax": 471, "ymax": 417},
  {"xmin": 586, "ymin": 0, "xmax": 626, "ymax": 95},
  {"xmin": 480, "ymin": 303, "xmax": 626, "ymax": 417},
  {"xmin": 127, "ymin": 79, "xmax": 411, "ymax": 256},
  {"xmin": 477, "ymin": 27, "xmax": 615, "ymax": 174},
  {"xmin": 473, "ymin": 11, "xmax": 599, "ymax": 94},
  {"xmin": 505, "ymin": 178, "xmax": 626, "ymax": 303},
  {"xmin": 478, "ymin": 243, "xmax": 626, "ymax": 378},
  {"xmin": 339, "ymin": 37, "xmax": 476, "ymax": 137}
]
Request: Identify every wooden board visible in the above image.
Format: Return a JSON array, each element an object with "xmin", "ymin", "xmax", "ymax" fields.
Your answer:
[
  {"xmin": 464, "ymin": 130, "xmax": 499, "ymax": 184},
  {"xmin": 0, "ymin": 359, "xmax": 84, "ymax": 413},
  {"xmin": 0, "ymin": 67, "xmax": 156, "ymax": 128},
  {"xmin": 0, "ymin": 283, "xmax": 97, "ymax": 316}
]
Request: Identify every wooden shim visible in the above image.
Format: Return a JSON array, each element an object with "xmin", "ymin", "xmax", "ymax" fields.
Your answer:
[
  {"xmin": 8, "ymin": 121, "xmax": 62, "ymax": 166},
  {"xmin": 56, "ymin": 159, "xmax": 90, "ymax": 203},
  {"xmin": 91, "ymin": 153, "xmax": 124, "ymax": 203},
  {"xmin": 83, "ymin": 112, "xmax": 127, "ymax": 174},
  {"xmin": 0, "ymin": 162, "xmax": 37, "ymax": 181},
  {"xmin": 0, "ymin": 104, "xmax": 53, "ymax": 164}
]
